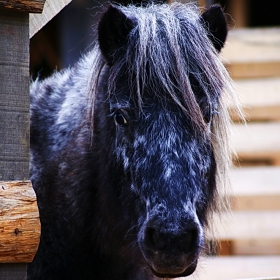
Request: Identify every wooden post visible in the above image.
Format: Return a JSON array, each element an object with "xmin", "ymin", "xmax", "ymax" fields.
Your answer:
[
  {"xmin": 0, "ymin": 1, "xmax": 74, "ymax": 277},
  {"xmin": 0, "ymin": 2, "xmax": 47, "ymax": 277},
  {"xmin": 0, "ymin": 10, "xmax": 30, "ymax": 181},
  {"xmin": 0, "ymin": 9, "xmax": 31, "ymax": 279}
]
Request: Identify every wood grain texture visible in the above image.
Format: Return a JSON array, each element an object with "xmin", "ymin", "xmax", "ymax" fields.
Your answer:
[
  {"xmin": 29, "ymin": 0, "xmax": 72, "ymax": 38},
  {"xmin": 0, "ymin": 0, "xmax": 45, "ymax": 13},
  {"xmin": 0, "ymin": 10, "xmax": 30, "ymax": 180},
  {"xmin": 0, "ymin": 181, "xmax": 40, "ymax": 263}
]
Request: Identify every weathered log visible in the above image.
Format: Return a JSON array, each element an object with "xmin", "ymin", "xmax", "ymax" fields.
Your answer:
[
  {"xmin": 0, "ymin": 181, "xmax": 40, "ymax": 263},
  {"xmin": 0, "ymin": 0, "xmax": 46, "ymax": 13}
]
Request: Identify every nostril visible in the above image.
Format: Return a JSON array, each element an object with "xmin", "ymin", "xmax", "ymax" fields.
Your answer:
[
  {"xmin": 144, "ymin": 227, "xmax": 166, "ymax": 251},
  {"xmin": 179, "ymin": 230, "xmax": 196, "ymax": 253}
]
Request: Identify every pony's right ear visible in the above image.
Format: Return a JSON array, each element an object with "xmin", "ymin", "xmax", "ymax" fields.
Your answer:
[
  {"xmin": 200, "ymin": 4, "xmax": 228, "ymax": 52},
  {"xmin": 98, "ymin": 5, "xmax": 135, "ymax": 65}
]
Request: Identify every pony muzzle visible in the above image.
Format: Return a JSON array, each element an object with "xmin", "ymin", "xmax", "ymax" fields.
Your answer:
[{"xmin": 139, "ymin": 220, "xmax": 202, "ymax": 278}]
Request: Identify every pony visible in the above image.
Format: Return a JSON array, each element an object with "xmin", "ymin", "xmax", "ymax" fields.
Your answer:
[{"xmin": 27, "ymin": 2, "xmax": 237, "ymax": 279}]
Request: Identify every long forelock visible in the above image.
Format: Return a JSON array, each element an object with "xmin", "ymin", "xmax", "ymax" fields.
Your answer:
[{"xmin": 109, "ymin": 4, "xmax": 229, "ymax": 131}]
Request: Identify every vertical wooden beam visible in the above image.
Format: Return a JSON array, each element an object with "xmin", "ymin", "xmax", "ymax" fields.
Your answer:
[
  {"xmin": 0, "ymin": 10, "xmax": 30, "ymax": 181},
  {"xmin": 228, "ymin": 0, "xmax": 249, "ymax": 28},
  {"xmin": 0, "ymin": 9, "xmax": 30, "ymax": 278}
]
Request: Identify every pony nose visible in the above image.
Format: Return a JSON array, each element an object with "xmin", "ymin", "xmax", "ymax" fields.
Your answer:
[{"xmin": 143, "ymin": 225, "xmax": 198, "ymax": 254}]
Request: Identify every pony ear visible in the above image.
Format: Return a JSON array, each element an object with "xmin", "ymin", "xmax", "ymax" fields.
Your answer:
[
  {"xmin": 201, "ymin": 4, "xmax": 227, "ymax": 52},
  {"xmin": 98, "ymin": 5, "xmax": 135, "ymax": 64}
]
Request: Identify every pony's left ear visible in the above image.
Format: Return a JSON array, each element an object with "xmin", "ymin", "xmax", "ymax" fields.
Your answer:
[
  {"xmin": 98, "ymin": 5, "xmax": 135, "ymax": 65},
  {"xmin": 200, "ymin": 4, "xmax": 227, "ymax": 52}
]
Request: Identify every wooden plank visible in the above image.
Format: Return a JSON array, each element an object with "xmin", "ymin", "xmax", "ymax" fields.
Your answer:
[
  {"xmin": 217, "ymin": 167, "xmax": 280, "ymax": 254},
  {"xmin": 0, "ymin": 10, "xmax": 30, "ymax": 180},
  {"xmin": 222, "ymin": 28, "xmax": 280, "ymax": 63},
  {"xmin": 231, "ymin": 106, "xmax": 280, "ymax": 122},
  {"xmin": 231, "ymin": 78, "xmax": 280, "ymax": 121},
  {"xmin": 232, "ymin": 240, "xmax": 280, "ymax": 256},
  {"xmin": 225, "ymin": 62, "xmax": 280, "ymax": 79},
  {"xmin": 184, "ymin": 256, "xmax": 280, "ymax": 280},
  {"xmin": 0, "ymin": 181, "xmax": 40, "ymax": 263},
  {"xmin": 231, "ymin": 195, "xmax": 280, "ymax": 211},
  {"xmin": 29, "ymin": 0, "xmax": 72, "ymax": 38},
  {"xmin": 221, "ymin": 28, "xmax": 280, "ymax": 79},
  {"xmin": 233, "ymin": 122, "xmax": 280, "ymax": 163},
  {"xmin": 228, "ymin": 167, "xmax": 280, "ymax": 210},
  {"xmin": 229, "ymin": 167, "xmax": 280, "ymax": 196},
  {"xmin": 212, "ymin": 211, "xmax": 280, "ymax": 240},
  {"xmin": 226, "ymin": 167, "xmax": 280, "ymax": 254},
  {"xmin": 0, "ymin": 0, "xmax": 45, "ymax": 13}
]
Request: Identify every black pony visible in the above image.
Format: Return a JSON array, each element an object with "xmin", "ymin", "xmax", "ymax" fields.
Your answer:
[{"xmin": 28, "ymin": 3, "xmax": 236, "ymax": 279}]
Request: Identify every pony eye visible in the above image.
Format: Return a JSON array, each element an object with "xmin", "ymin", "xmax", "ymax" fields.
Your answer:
[{"xmin": 115, "ymin": 111, "xmax": 128, "ymax": 126}]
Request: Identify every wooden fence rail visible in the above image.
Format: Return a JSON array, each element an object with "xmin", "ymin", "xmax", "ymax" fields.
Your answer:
[{"xmin": 0, "ymin": 181, "xmax": 40, "ymax": 263}]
